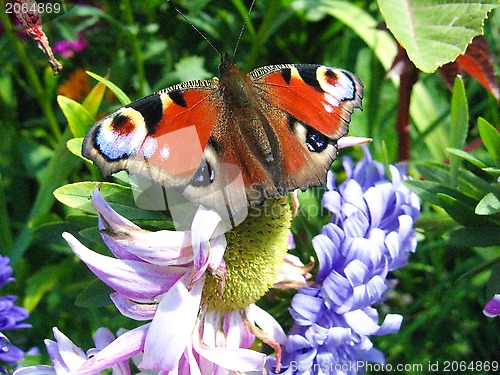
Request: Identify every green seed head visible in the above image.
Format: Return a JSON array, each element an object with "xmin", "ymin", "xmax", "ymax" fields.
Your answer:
[{"xmin": 202, "ymin": 196, "xmax": 292, "ymax": 311}]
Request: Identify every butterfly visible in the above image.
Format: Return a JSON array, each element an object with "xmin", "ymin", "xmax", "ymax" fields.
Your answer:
[{"xmin": 82, "ymin": 53, "xmax": 363, "ymax": 221}]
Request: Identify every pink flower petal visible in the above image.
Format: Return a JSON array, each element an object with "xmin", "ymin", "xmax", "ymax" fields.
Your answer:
[
  {"xmin": 483, "ymin": 294, "xmax": 500, "ymax": 318},
  {"xmin": 247, "ymin": 304, "xmax": 287, "ymax": 345},
  {"xmin": 190, "ymin": 207, "xmax": 224, "ymax": 283},
  {"xmin": 93, "ymin": 186, "xmax": 193, "ymax": 265},
  {"xmin": 78, "ymin": 325, "xmax": 149, "ymax": 375},
  {"xmin": 93, "ymin": 327, "xmax": 115, "ymax": 350},
  {"xmin": 141, "ymin": 274, "xmax": 204, "ymax": 371},
  {"xmin": 337, "ymin": 136, "xmax": 372, "ymax": 149},
  {"xmin": 193, "ymin": 335, "xmax": 266, "ymax": 373},
  {"xmin": 63, "ymin": 233, "xmax": 186, "ymax": 302},
  {"xmin": 110, "ymin": 293, "xmax": 156, "ymax": 321},
  {"xmin": 46, "ymin": 328, "xmax": 86, "ymax": 373},
  {"xmin": 13, "ymin": 366, "xmax": 56, "ymax": 375},
  {"xmin": 101, "ymin": 227, "xmax": 194, "ymax": 266}
]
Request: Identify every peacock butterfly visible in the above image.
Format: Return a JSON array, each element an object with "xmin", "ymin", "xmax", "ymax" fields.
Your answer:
[{"xmin": 82, "ymin": 53, "xmax": 363, "ymax": 219}]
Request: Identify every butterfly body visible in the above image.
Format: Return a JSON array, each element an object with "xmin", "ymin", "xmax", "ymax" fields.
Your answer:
[{"xmin": 83, "ymin": 54, "xmax": 363, "ymax": 216}]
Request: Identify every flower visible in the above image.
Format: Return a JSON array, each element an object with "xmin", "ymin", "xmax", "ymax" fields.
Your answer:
[
  {"xmin": 274, "ymin": 147, "xmax": 420, "ymax": 374},
  {"xmin": 53, "ymin": 32, "xmax": 88, "ymax": 59},
  {"xmin": 57, "ymin": 68, "xmax": 92, "ymax": 102},
  {"xmin": 13, "ymin": 0, "xmax": 62, "ymax": 73},
  {"xmin": 0, "ymin": 256, "xmax": 31, "ymax": 373},
  {"xmin": 53, "ymin": 185, "xmax": 294, "ymax": 374},
  {"xmin": 13, "ymin": 327, "xmax": 131, "ymax": 375},
  {"xmin": 483, "ymin": 294, "xmax": 500, "ymax": 318}
]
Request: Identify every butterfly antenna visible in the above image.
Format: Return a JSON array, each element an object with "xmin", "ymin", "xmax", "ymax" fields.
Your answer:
[
  {"xmin": 167, "ymin": 0, "xmax": 221, "ymax": 57},
  {"xmin": 233, "ymin": 0, "xmax": 256, "ymax": 58}
]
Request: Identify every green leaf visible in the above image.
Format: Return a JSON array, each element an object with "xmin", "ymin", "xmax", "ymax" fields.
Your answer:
[
  {"xmin": 66, "ymin": 138, "xmax": 85, "ymax": 159},
  {"xmin": 53, "ymin": 182, "xmax": 168, "ymax": 221},
  {"xmin": 78, "ymin": 227, "xmax": 102, "ymax": 243},
  {"xmin": 19, "ymin": 137, "xmax": 52, "ymax": 182},
  {"xmin": 478, "ymin": 117, "xmax": 500, "ymax": 166},
  {"xmin": 31, "ymin": 221, "xmax": 80, "ymax": 248},
  {"xmin": 174, "ymin": 56, "xmax": 212, "ymax": 81},
  {"xmin": 24, "ymin": 263, "xmax": 66, "ymax": 312},
  {"xmin": 449, "ymin": 76, "xmax": 469, "ymax": 187},
  {"xmin": 75, "ymin": 279, "xmax": 113, "ymax": 308},
  {"xmin": 57, "ymin": 95, "xmax": 96, "ymax": 138},
  {"xmin": 86, "ymin": 71, "xmax": 131, "ymax": 105},
  {"xmin": 483, "ymin": 167, "xmax": 500, "ymax": 178},
  {"xmin": 446, "ymin": 147, "xmax": 486, "ymax": 168},
  {"xmin": 66, "ymin": 214, "xmax": 98, "ymax": 228},
  {"xmin": 476, "ymin": 192, "xmax": 500, "ymax": 215},
  {"xmin": 414, "ymin": 163, "xmax": 488, "ymax": 202},
  {"xmin": 448, "ymin": 227, "xmax": 500, "ymax": 247},
  {"xmin": 405, "ymin": 179, "xmax": 478, "ymax": 208},
  {"xmin": 377, "ymin": 0, "xmax": 499, "ymax": 72},
  {"xmin": 53, "ymin": 182, "xmax": 131, "ymax": 214},
  {"xmin": 437, "ymin": 193, "xmax": 490, "ymax": 227}
]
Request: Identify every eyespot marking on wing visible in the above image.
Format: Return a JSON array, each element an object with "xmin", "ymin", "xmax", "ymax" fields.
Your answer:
[
  {"xmin": 95, "ymin": 107, "xmax": 148, "ymax": 161},
  {"xmin": 288, "ymin": 115, "xmax": 332, "ymax": 154},
  {"xmin": 317, "ymin": 67, "xmax": 357, "ymax": 102}
]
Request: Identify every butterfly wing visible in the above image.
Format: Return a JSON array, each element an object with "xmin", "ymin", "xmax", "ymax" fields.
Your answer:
[
  {"xmin": 83, "ymin": 80, "xmax": 220, "ymax": 188},
  {"xmin": 83, "ymin": 78, "xmax": 250, "ymax": 222},
  {"xmin": 249, "ymin": 64, "xmax": 363, "ymax": 192},
  {"xmin": 82, "ymin": 62, "xmax": 363, "ymax": 222}
]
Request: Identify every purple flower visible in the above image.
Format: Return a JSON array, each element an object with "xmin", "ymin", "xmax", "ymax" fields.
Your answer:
[
  {"xmin": 53, "ymin": 32, "xmax": 88, "ymax": 58},
  {"xmin": 275, "ymin": 147, "xmax": 420, "ymax": 374},
  {"xmin": 483, "ymin": 294, "xmax": 500, "ymax": 318},
  {"xmin": 56, "ymin": 186, "xmax": 289, "ymax": 374},
  {"xmin": 0, "ymin": 256, "xmax": 30, "ymax": 371},
  {"xmin": 13, "ymin": 327, "xmax": 131, "ymax": 375}
]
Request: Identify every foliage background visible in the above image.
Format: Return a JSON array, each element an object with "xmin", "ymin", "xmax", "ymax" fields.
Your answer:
[{"xmin": 0, "ymin": 0, "xmax": 499, "ymax": 373}]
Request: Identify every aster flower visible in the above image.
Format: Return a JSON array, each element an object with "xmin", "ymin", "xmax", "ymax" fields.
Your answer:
[
  {"xmin": 275, "ymin": 147, "xmax": 420, "ymax": 374},
  {"xmin": 0, "ymin": 256, "xmax": 31, "ymax": 373},
  {"xmin": 46, "ymin": 185, "xmax": 297, "ymax": 374}
]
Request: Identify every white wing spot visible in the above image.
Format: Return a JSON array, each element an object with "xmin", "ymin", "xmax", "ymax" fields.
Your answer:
[
  {"xmin": 160, "ymin": 147, "xmax": 170, "ymax": 160},
  {"xmin": 323, "ymin": 102, "xmax": 334, "ymax": 113},
  {"xmin": 141, "ymin": 138, "xmax": 158, "ymax": 159}
]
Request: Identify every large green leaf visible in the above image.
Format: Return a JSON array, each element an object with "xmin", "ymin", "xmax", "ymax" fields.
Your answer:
[{"xmin": 377, "ymin": 0, "xmax": 498, "ymax": 73}]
